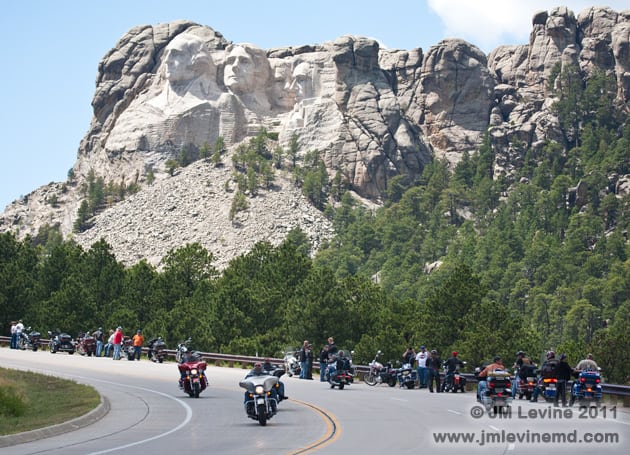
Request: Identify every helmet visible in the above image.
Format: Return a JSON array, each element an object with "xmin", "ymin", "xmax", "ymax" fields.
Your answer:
[
  {"xmin": 546, "ymin": 351, "xmax": 555, "ymax": 359},
  {"xmin": 431, "ymin": 350, "xmax": 437, "ymax": 354},
  {"xmin": 452, "ymin": 351, "xmax": 458, "ymax": 357},
  {"xmin": 493, "ymin": 355, "xmax": 502, "ymax": 362},
  {"xmin": 516, "ymin": 351, "xmax": 524, "ymax": 356}
]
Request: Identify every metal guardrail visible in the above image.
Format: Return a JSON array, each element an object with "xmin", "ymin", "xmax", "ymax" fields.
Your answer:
[{"xmin": 2, "ymin": 336, "xmax": 629, "ymax": 401}]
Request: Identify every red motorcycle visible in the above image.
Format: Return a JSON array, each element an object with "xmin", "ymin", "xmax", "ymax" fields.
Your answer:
[
  {"xmin": 178, "ymin": 352, "xmax": 208, "ymax": 398},
  {"xmin": 76, "ymin": 332, "xmax": 97, "ymax": 357}
]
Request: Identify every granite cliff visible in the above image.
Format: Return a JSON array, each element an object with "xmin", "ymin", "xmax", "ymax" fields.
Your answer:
[{"xmin": 1, "ymin": 6, "xmax": 629, "ymax": 268}]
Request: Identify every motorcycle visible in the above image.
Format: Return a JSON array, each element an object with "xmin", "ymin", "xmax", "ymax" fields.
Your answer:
[
  {"xmin": 515, "ymin": 365, "xmax": 537, "ymax": 400},
  {"xmin": 240, "ymin": 373, "xmax": 279, "ymax": 426},
  {"xmin": 441, "ymin": 363, "xmax": 467, "ymax": 392},
  {"xmin": 48, "ymin": 330, "xmax": 75, "ymax": 354},
  {"xmin": 396, "ymin": 362, "xmax": 417, "ymax": 389},
  {"xmin": 326, "ymin": 352, "xmax": 354, "ymax": 389},
  {"xmin": 178, "ymin": 351, "xmax": 208, "ymax": 398},
  {"xmin": 176, "ymin": 337, "xmax": 193, "ymax": 363},
  {"xmin": 282, "ymin": 349, "xmax": 301, "ymax": 377},
  {"xmin": 147, "ymin": 337, "xmax": 167, "ymax": 363},
  {"xmin": 364, "ymin": 350, "xmax": 397, "ymax": 387},
  {"xmin": 537, "ymin": 377, "xmax": 558, "ymax": 402},
  {"xmin": 570, "ymin": 369, "xmax": 602, "ymax": 406},
  {"xmin": 76, "ymin": 332, "xmax": 97, "ymax": 357},
  {"xmin": 477, "ymin": 368, "xmax": 513, "ymax": 414},
  {"xmin": 122, "ymin": 336, "xmax": 135, "ymax": 361},
  {"xmin": 17, "ymin": 327, "xmax": 41, "ymax": 351}
]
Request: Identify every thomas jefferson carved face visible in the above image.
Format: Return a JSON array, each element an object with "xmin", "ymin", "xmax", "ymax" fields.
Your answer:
[
  {"xmin": 163, "ymin": 34, "xmax": 214, "ymax": 84},
  {"xmin": 223, "ymin": 45, "xmax": 255, "ymax": 94}
]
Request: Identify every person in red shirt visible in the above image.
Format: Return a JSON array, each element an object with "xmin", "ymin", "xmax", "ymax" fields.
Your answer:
[{"xmin": 112, "ymin": 326, "xmax": 123, "ymax": 360}]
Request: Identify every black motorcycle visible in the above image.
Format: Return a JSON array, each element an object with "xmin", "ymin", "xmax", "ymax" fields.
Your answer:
[
  {"xmin": 48, "ymin": 330, "xmax": 75, "ymax": 354},
  {"xmin": 147, "ymin": 337, "xmax": 167, "ymax": 363},
  {"xmin": 364, "ymin": 351, "xmax": 397, "ymax": 387},
  {"xmin": 17, "ymin": 327, "xmax": 41, "ymax": 351}
]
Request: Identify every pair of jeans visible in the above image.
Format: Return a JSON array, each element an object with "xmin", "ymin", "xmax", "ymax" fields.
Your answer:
[
  {"xmin": 417, "ymin": 366, "xmax": 428, "ymax": 387},
  {"xmin": 134, "ymin": 346, "xmax": 142, "ymax": 360},
  {"xmin": 113, "ymin": 343, "xmax": 121, "ymax": 360},
  {"xmin": 300, "ymin": 361, "xmax": 307, "ymax": 378},
  {"xmin": 95, "ymin": 340, "xmax": 103, "ymax": 357},
  {"xmin": 320, "ymin": 362, "xmax": 327, "ymax": 381}
]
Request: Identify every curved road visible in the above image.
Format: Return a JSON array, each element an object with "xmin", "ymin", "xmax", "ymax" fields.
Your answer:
[{"xmin": 1, "ymin": 348, "xmax": 628, "ymax": 454}]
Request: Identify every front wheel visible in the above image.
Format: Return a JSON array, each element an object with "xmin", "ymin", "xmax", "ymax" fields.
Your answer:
[
  {"xmin": 388, "ymin": 378, "xmax": 397, "ymax": 387},
  {"xmin": 339, "ymin": 383, "xmax": 345, "ymax": 390},
  {"xmin": 193, "ymin": 382, "xmax": 201, "ymax": 398},
  {"xmin": 364, "ymin": 373, "xmax": 377, "ymax": 386},
  {"xmin": 32, "ymin": 346, "xmax": 38, "ymax": 352},
  {"xmin": 257, "ymin": 404, "xmax": 267, "ymax": 426}
]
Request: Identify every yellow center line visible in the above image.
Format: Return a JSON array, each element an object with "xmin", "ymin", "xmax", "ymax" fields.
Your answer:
[{"xmin": 285, "ymin": 398, "xmax": 342, "ymax": 455}]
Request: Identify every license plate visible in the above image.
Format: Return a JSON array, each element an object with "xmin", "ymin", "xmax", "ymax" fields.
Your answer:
[
  {"xmin": 495, "ymin": 388, "xmax": 504, "ymax": 393},
  {"xmin": 548, "ymin": 384, "xmax": 555, "ymax": 390},
  {"xmin": 256, "ymin": 398, "xmax": 265, "ymax": 405}
]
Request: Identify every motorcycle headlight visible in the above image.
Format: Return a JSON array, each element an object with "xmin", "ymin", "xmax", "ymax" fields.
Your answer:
[
  {"xmin": 255, "ymin": 385, "xmax": 264, "ymax": 395},
  {"xmin": 190, "ymin": 369, "xmax": 198, "ymax": 375}
]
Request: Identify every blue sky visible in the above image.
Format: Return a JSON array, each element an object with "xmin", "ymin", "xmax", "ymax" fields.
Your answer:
[{"xmin": 0, "ymin": 1, "xmax": 626, "ymax": 210}]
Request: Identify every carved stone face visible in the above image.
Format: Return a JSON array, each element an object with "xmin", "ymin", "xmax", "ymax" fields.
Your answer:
[
  {"xmin": 163, "ymin": 34, "xmax": 213, "ymax": 84},
  {"xmin": 288, "ymin": 62, "xmax": 312, "ymax": 102},
  {"xmin": 224, "ymin": 45, "xmax": 256, "ymax": 94}
]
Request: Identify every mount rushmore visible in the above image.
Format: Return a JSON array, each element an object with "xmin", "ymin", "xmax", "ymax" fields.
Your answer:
[{"xmin": 1, "ymin": 6, "xmax": 629, "ymax": 268}]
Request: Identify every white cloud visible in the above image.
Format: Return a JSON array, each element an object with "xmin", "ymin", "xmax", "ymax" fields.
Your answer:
[{"xmin": 427, "ymin": 0, "xmax": 628, "ymax": 52}]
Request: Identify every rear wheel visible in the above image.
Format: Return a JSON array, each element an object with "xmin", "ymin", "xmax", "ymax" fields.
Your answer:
[
  {"xmin": 388, "ymin": 378, "xmax": 397, "ymax": 387},
  {"xmin": 364, "ymin": 373, "xmax": 377, "ymax": 386},
  {"xmin": 257, "ymin": 404, "xmax": 267, "ymax": 426},
  {"xmin": 339, "ymin": 383, "xmax": 345, "ymax": 390},
  {"xmin": 68, "ymin": 350, "xmax": 74, "ymax": 355}
]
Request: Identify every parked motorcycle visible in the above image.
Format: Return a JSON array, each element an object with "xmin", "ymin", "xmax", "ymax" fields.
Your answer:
[
  {"xmin": 477, "ymin": 368, "xmax": 513, "ymax": 414},
  {"xmin": 282, "ymin": 349, "xmax": 301, "ymax": 377},
  {"xmin": 122, "ymin": 336, "xmax": 135, "ymax": 361},
  {"xmin": 396, "ymin": 362, "xmax": 417, "ymax": 389},
  {"xmin": 326, "ymin": 351, "xmax": 354, "ymax": 390},
  {"xmin": 17, "ymin": 327, "xmax": 41, "ymax": 351},
  {"xmin": 178, "ymin": 351, "xmax": 208, "ymax": 398},
  {"xmin": 240, "ymin": 374, "xmax": 279, "ymax": 426},
  {"xmin": 147, "ymin": 337, "xmax": 167, "ymax": 363},
  {"xmin": 76, "ymin": 332, "xmax": 97, "ymax": 357},
  {"xmin": 176, "ymin": 337, "xmax": 193, "ymax": 363},
  {"xmin": 570, "ymin": 369, "xmax": 602, "ymax": 406},
  {"xmin": 48, "ymin": 330, "xmax": 75, "ymax": 354},
  {"xmin": 364, "ymin": 350, "xmax": 397, "ymax": 387},
  {"xmin": 441, "ymin": 363, "xmax": 467, "ymax": 392}
]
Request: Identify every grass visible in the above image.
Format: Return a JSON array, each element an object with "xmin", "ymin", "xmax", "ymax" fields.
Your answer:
[{"xmin": 0, "ymin": 367, "xmax": 100, "ymax": 436}]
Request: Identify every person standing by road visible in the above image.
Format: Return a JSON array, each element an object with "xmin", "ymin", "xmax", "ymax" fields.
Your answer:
[
  {"xmin": 426, "ymin": 349, "xmax": 442, "ymax": 393},
  {"xmin": 9, "ymin": 321, "xmax": 17, "ymax": 349},
  {"xmin": 319, "ymin": 345, "xmax": 330, "ymax": 382},
  {"xmin": 132, "ymin": 329, "xmax": 144, "ymax": 361},
  {"xmin": 299, "ymin": 340, "xmax": 309, "ymax": 379},
  {"xmin": 415, "ymin": 346, "xmax": 430, "ymax": 388},
  {"xmin": 555, "ymin": 353, "xmax": 572, "ymax": 407},
  {"xmin": 112, "ymin": 327, "xmax": 123, "ymax": 360},
  {"xmin": 93, "ymin": 327, "xmax": 104, "ymax": 357}
]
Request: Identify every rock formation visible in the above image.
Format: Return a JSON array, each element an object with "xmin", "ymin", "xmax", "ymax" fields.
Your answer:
[{"xmin": 1, "ymin": 6, "xmax": 629, "ymax": 268}]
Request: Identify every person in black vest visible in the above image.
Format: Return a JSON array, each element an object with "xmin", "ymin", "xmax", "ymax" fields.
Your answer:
[
  {"xmin": 426, "ymin": 350, "xmax": 442, "ymax": 393},
  {"xmin": 531, "ymin": 351, "xmax": 559, "ymax": 402},
  {"xmin": 555, "ymin": 353, "xmax": 572, "ymax": 407}
]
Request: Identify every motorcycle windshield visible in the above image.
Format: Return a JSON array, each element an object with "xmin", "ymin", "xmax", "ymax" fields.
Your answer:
[{"xmin": 239, "ymin": 375, "xmax": 278, "ymax": 393}]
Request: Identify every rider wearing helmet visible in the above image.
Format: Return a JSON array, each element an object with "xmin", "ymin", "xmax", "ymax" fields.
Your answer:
[{"xmin": 531, "ymin": 351, "xmax": 559, "ymax": 402}]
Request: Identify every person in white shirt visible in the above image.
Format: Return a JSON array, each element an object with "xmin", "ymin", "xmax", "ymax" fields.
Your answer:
[{"xmin": 415, "ymin": 346, "xmax": 430, "ymax": 388}]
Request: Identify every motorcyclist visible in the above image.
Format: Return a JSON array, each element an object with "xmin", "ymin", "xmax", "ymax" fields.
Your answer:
[
  {"xmin": 402, "ymin": 346, "xmax": 416, "ymax": 367},
  {"xmin": 575, "ymin": 353, "xmax": 599, "ymax": 372},
  {"xmin": 426, "ymin": 350, "xmax": 442, "ymax": 393},
  {"xmin": 243, "ymin": 362, "xmax": 280, "ymax": 412},
  {"xmin": 531, "ymin": 351, "xmax": 559, "ymax": 402},
  {"xmin": 262, "ymin": 358, "xmax": 288, "ymax": 400},
  {"xmin": 443, "ymin": 351, "xmax": 465, "ymax": 391},
  {"xmin": 147, "ymin": 336, "xmax": 161, "ymax": 360},
  {"xmin": 178, "ymin": 348, "xmax": 197, "ymax": 388},
  {"xmin": 512, "ymin": 351, "xmax": 532, "ymax": 397},
  {"xmin": 476, "ymin": 356, "xmax": 508, "ymax": 401}
]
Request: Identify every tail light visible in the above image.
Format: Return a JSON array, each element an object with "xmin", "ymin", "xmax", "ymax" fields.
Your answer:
[
  {"xmin": 489, "ymin": 381, "xmax": 495, "ymax": 388},
  {"xmin": 580, "ymin": 377, "xmax": 586, "ymax": 383},
  {"xmin": 595, "ymin": 378, "xmax": 600, "ymax": 383}
]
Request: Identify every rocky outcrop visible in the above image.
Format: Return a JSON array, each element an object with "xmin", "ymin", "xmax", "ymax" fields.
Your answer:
[{"xmin": 1, "ymin": 6, "xmax": 629, "ymax": 268}]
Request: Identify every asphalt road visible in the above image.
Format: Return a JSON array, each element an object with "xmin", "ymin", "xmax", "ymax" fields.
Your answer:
[{"xmin": 1, "ymin": 348, "xmax": 629, "ymax": 454}]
